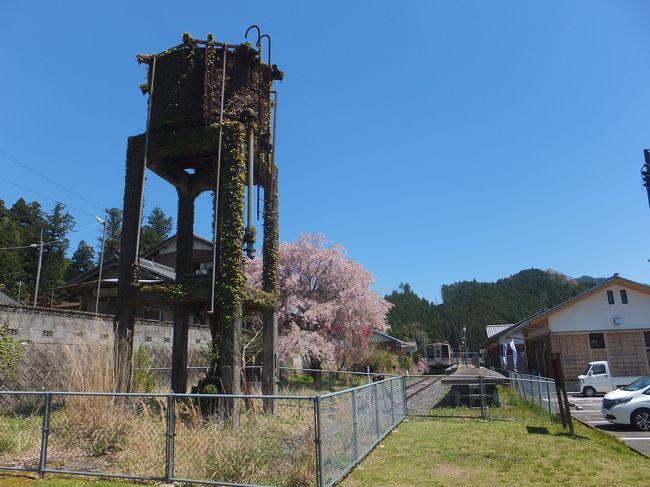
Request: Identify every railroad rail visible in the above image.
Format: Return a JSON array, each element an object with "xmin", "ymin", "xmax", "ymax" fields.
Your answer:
[{"xmin": 405, "ymin": 375, "xmax": 441, "ymax": 400}]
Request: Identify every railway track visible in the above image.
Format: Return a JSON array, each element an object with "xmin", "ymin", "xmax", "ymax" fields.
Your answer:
[{"xmin": 405, "ymin": 376, "xmax": 441, "ymax": 400}]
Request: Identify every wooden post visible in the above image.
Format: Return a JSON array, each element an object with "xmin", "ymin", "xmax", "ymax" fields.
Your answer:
[{"xmin": 550, "ymin": 353, "xmax": 574, "ymax": 434}]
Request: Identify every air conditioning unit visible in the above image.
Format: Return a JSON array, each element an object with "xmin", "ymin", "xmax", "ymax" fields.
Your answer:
[{"xmin": 613, "ymin": 317, "xmax": 623, "ymax": 325}]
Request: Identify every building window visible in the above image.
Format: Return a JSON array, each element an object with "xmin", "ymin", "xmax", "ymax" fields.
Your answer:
[
  {"xmin": 620, "ymin": 290, "xmax": 628, "ymax": 304},
  {"xmin": 163, "ymin": 337, "xmax": 170, "ymax": 343},
  {"xmin": 8, "ymin": 328, "xmax": 18, "ymax": 336},
  {"xmin": 606, "ymin": 290, "xmax": 614, "ymax": 305},
  {"xmin": 195, "ymin": 339, "xmax": 201, "ymax": 344},
  {"xmin": 589, "ymin": 333, "xmax": 605, "ymax": 349},
  {"xmin": 101, "ymin": 334, "xmax": 109, "ymax": 340},
  {"xmin": 144, "ymin": 336, "xmax": 152, "ymax": 342},
  {"xmin": 42, "ymin": 330, "xmax": 53, "ymax": 337}
]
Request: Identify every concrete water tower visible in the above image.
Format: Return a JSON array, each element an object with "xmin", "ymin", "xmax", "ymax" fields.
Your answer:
[{"xmin": 114, "ymin": 30, "xmax": 282, "ymax": 409}]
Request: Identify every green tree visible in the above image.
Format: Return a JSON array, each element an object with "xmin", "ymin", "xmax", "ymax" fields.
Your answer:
[
  {"xmin": 386, "ymin": 270, "xmax": 597, "ymax": 351},
  {"xmin": 9, "ymin": 199, "xmax": 46, "ymax": 302},
  {"xmin": 101, "ymin": 207, "xmax": 122, "ymax": 260},
  {"xmin": 40, "ymin": 203, "xmax": 75, "ymax": 303},
  {"xmin": 140, "ymin": 207, "xmax": 173, "ymax": 253},
  {"xmin": 0, "ymin": 200, "xmax": 27, "ymax": 299},
  {"xmin": 66, "ymin": 240, "xmax": 96, "ymax": 280}
]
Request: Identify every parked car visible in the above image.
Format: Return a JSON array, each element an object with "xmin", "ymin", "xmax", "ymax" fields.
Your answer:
[
  {"xmin": 577, "ymin": 361, "xmax": 642, "ymax": 397},
  {"xmin": 601, "ymin": 375, "xmax": 650, "ymax": 431}
]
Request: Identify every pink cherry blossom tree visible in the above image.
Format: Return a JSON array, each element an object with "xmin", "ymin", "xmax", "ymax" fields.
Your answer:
[{"xmin": 246, "ymin": 234, "xmax": 391, "ymax": 368}]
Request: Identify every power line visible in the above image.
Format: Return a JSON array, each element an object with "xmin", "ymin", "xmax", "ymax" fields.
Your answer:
[
  {"xmin": 0, "ymin": 244, "xmax": 39, "ymax": 250},
  {"xmin": 0, "ymin": 147, "xmax": 107, "ymax": 212},
  {"xmin": 0, "ymin": 221, "xmax": 101, "ymax": 251},
  {"xmin": 0, "ymin": 174, "xmax": 97, "ymax": 218}
]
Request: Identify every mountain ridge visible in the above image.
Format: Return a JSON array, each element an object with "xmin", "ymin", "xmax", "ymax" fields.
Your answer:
[{"xmin": 386, "ymin": 268, "xmax": 605, "ymax": 351}]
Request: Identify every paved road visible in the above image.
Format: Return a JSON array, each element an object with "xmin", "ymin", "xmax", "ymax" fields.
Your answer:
[{"xmin": 570, "ymin": 394, "xmax": 650, "ymax": 457}]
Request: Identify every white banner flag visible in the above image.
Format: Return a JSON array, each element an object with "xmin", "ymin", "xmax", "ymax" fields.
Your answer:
[{"xmin": 510, "ymin": 339, "xmax": 518, "ymax": 372}]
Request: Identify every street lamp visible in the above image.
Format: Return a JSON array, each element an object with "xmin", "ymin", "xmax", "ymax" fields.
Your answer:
[
  {"xmin": 32, "ymin": 229, "xmax": 44, "ymax": 306},
  {"xmin": 95, "ymin": 214, "xmax": 107, "ymax": 314}
]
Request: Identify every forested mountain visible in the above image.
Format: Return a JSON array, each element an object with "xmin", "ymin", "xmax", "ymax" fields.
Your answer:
[
  {"xmin": 0, "ymin": 197, "xmax": 173, "ymax": 305},
  {"xmin": 386, "ymin": 269, "xmax": 600, "ymax": 351}
]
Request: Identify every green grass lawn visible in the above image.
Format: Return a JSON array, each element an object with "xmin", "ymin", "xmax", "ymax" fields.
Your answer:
[{"xmin": 342, "ymin": 391, "xmax": 647, "ymax": 487}]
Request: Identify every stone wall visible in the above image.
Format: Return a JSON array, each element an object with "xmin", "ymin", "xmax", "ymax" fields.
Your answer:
[
  {"xmin": 0, "ymin": 305, "xmax": 211, "ymax": 392},
  {"xmin": 0, "ymin": 304, "xmax": 210, "ymax": 350}
]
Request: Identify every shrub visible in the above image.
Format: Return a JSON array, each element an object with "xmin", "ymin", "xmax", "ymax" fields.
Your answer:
[
  {"xmin": 397, "ymin": 354, "xmax": 415, "ymax": 374},
  {"xmin": 0, "ymin": 320, "xmax": 22, "ymax": 380},
  {"xmin": 287, "ymin": 373, "xmax": 314, "ymax": 388},
  {"xmin": 360, "ymin": 347, "xmax": 398, "ymax": 374},
  {"xmin": 132, "ymin": 345, "xmax": 155, "ymax": 393}
]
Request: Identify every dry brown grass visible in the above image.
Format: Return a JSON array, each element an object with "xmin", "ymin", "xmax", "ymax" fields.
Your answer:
[{"xmin": 1, "ymin": 339, "xmax": 317, "ymax": 485}]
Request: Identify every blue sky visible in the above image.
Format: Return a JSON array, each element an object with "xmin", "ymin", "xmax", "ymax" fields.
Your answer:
[{"xmin": 1, "ymin": 1, "xmax": 650, "ymax": 302}]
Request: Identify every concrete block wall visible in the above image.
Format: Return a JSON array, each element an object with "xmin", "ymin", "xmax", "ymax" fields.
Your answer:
[
  {"xmin": 0, "ymin": 304, "xmax": 210, "ymax": 350},
  {"xmin": 0, "ymin": 305, "xmax": 212, "ymax": 391}
]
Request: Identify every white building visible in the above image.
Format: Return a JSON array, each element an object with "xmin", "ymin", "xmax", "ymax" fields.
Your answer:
[{"xmin": 506, "ymin": 274, "xmax": 650, "ymax": 382}]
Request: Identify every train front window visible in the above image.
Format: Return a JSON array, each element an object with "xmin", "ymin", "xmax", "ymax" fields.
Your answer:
[
  {"xmin": 427, "ymin": 347, "xmax": 435, "ymax": 358},
  {"xmin": 441, "ymin": 346, "xmax": 449, "ymax": 358}
]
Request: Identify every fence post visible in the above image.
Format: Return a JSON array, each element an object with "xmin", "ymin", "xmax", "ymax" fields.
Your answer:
[
  {"xmin": 374, "ymin": 383, "xmax": 381, "ymax": 440},
  {"xmin": 546, "ymin": 380, "xmax": 552, "ymax": 415},
  {"xmin": 388, "ymin": 379, "xmax": 395, "ymax": 427},
  {"xmin": 402, "ymin": 376, "xmax": 407, "ymax": 417},
  {"xmin": 328, "ymin": 371, "xmax": 334, "ymax": 392},
  {"xmin": 479, "ymin": 375, "xmax": 486, "ymax": 419},
  {"xmin": 367, "ymin": 366, "xmax": 372, "ymax": 384},
  {"xmin": 38, "ymin": 392, "xmax": 52, "ymax": 479},
  {"xmin": 315, "ymin": 396, "xmax": 325, "ymax": 487},
  {"xmin": 165, "ymin": 394, "xmax": 175, "ymax": 483},
  {"xmin": 351, "ymin": 389, "xmax": 359, "ymax": 463},
  {"xmin": 537, "ymin": 377, "xmax": 543, "ymax": 407}
]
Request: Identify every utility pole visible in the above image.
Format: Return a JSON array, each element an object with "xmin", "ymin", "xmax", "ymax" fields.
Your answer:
[
  {"xmin": 95, "ymin": 213, "xmax": 107, "ymax": 314},
  {"xmin": 33, "ymin": 229, "xmax": 44, "ymax": 306},
  {"xmin": 462, "ymin": 325, "xmax": 468, "ymax": 366}
]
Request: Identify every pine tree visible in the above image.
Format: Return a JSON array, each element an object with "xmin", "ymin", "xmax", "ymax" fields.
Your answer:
[
  {"xmin": 9, "ymin": 199, "xmax": 46, "ymax": 301},
  {"xmin": 40, "ymin": 203, "xmax": 75, "ymax": 304},
  {"xmin": 140, "ymin": 207, "xmax": 173, "ymax": 253},
  {"xmin": 101, "ymin": 207, "xmax": 122, "ymax": 260},
  {"xmin": 66, "ymin": 240, "xmax": 96, "ymax": 280}
]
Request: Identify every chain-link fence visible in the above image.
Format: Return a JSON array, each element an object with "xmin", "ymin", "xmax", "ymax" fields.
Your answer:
[
  {"xmin": 0, "ymin": 378, "xmax": 405, "ymax": 486},
  {"xmin": 280, "ymin": 367, "xmax": 392, "ymax": 393},
  {"xmin": 1, "ymin": 372, "xmax": 561, "ymax": 486},
  {"xmin": 317, "ymin": 377, "xmax": 405, "ymax": 487},
  {"xmin": 505, "ymin": 371, "xmax": 560, "ymax": 416},
  {"xmin": 0, "ymin": 392, "xmax": 45, "ymax": 475},
  {"xmin": 404, "ymin": 372, "xmax": 560, "ymax": 421},
  {"xmin": 139, "ymin": 365, "xmax": 392, "ymax": 394},
  {"xmin": 405, "ymin": 375, "xmax": 487, "ymax": 418},
  {"xmin": 450, "ymin": 353, "xmax": 481, "ymax": 368}
]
